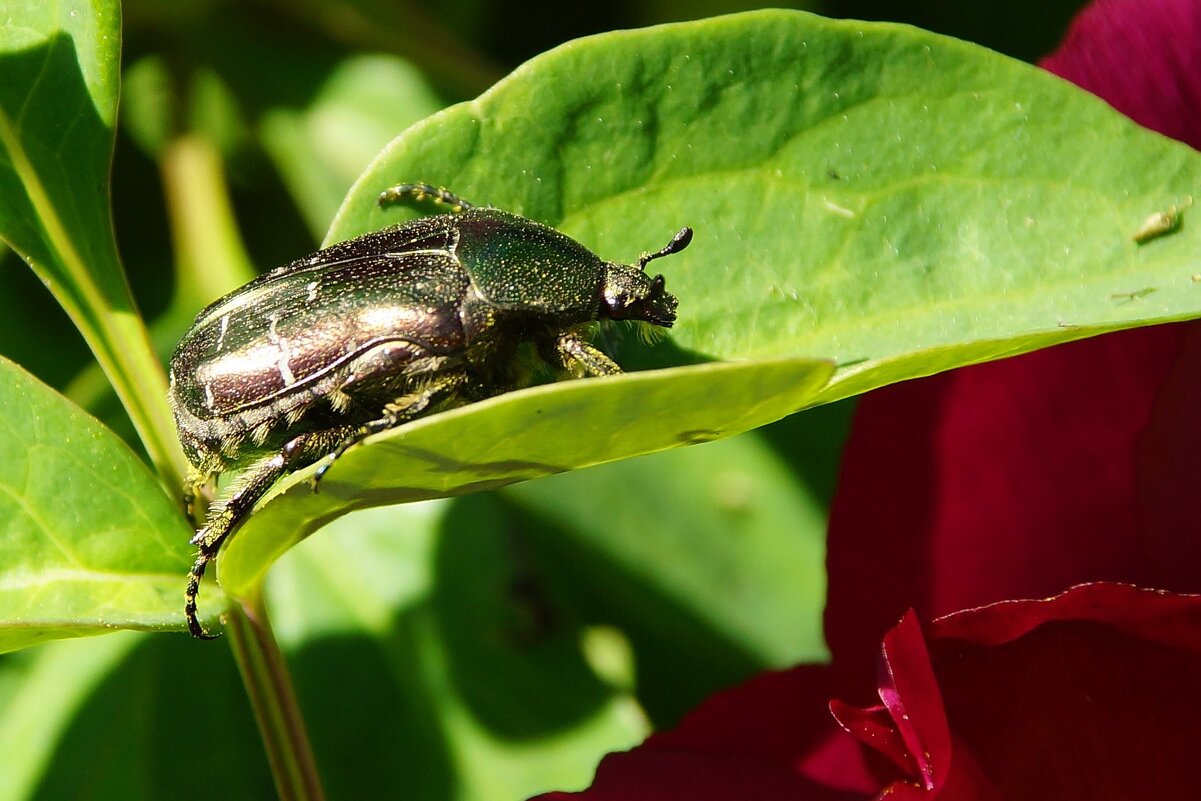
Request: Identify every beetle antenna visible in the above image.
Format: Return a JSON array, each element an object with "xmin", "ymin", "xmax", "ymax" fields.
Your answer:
[{"xmin": 637, "ymin": 227, "xmax": 693, "ymax": 270}]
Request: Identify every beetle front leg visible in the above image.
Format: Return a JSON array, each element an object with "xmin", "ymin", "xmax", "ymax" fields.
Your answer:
[{"xmin": 546, "ymin": 332, "xmax": 623, "ymax": 377}]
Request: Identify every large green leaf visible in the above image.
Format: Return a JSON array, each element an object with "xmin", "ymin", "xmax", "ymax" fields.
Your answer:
[
  {"xmin": 502, "ymin": 409, "xmax": 844, "ymax": 725},
  {"xmin": 330, "ymin": 9, "xmax": 1201, "ymax": 391},
  {"xmin": 0, "ymin": 0, "xmax": 182, "ymax": 482},
  {"xmin": 209, "ymin": 11, "xmax": 1201, "ymax": 609},
  {"xmin": 0, "ymin": 631, "xmax": 273, "ymax": 801},
  {"xmin": 267, "ymin": 500, "xmax": 648, "ymax": 800},
  {"xmin": 0, "ymin": 357, "xmax": 197, "ymax": 652}
]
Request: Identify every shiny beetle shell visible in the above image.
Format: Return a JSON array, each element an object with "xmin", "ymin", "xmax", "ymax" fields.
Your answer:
[{"xmin": 172, "ymin": 183, "xmax": 690, "ymax": 639}]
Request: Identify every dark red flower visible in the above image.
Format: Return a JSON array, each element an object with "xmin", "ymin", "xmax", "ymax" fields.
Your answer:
[
  {"xmin": 834, "ymin": 585, "xmax": 1201, "ymax": 799},
  {"xmin": 534, "ymin": 1, "xmax": 1201, "ymax": 797},
  {"xmin": 539, "ymin": 584, "xmax": 1201, "ymax": 800}
]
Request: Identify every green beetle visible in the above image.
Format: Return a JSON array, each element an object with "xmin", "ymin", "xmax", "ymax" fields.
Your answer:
[{"xmin": 170, "ymin": 182, "xmax": 690, "ymax": 638}]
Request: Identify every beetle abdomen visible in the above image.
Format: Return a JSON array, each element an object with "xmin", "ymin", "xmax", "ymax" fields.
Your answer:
[
  {"xmin": 171, "ymin": 253, "xmax": 468, "ymax": 419},
  {"xmin": 169, "ymin": 243, "xmax": 472, "ymax": 471}
]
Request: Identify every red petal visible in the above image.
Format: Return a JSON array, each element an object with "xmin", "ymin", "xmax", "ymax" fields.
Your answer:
[
  {"xmin": 533, "ymin": 747, "xmax": 846, "ymax": 801},
  {"xmin": 825, "ymin": 325, "xmax": 1190, "ymax": 685},
  {"xmin": 829, "ymin": 585, "xmax": 1201, "ymax": 799},
  {"xmin": 877, "ymin": 612, "xmax": 949, "ymax": 791},
  {"xmin": 1134, "ymin": 327, "xmax": 1201, "ymax": 588},
  {"xmin": 830, "ymin": 700, "xmax": 915, "ymax": 776},
  {"xmin": 929, "ymin": 585, "xmax": 1201, "ymax": 799},
  {"xmin": 1041, "ymin": 0, "xmax": 1201, "ymax": 148},
  {"xmin": 530, "ymin": 666, "xmax": 880, "ymax": 800}
]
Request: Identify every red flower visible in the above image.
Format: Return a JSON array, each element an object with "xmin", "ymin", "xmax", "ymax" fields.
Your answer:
[
  {"xmin": 538, "ymin": 584, "xmax": 1201, "ymax": 800},
  {"xmin": 535, "ymin": 0, "xmax": 1201, "ymax": 797},
  {"xmin": 834, "ymin": 585, "xmax": 1201, "ymax": 799}
]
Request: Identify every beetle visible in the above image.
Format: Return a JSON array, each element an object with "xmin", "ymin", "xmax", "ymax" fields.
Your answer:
[{"xmin": 170, "ymin": 182, "xmax": 691, "ymax": 638}]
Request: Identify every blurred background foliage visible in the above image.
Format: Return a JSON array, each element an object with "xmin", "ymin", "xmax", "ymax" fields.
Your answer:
[{"xmin": 0, "ymin": 1, "xmax": 1086, "ymax": 799}]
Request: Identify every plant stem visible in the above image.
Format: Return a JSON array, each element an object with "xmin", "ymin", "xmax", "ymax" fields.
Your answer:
[
  {"xmin": 226, "ymin": 593, "xmax": 327, "ymax": 801},
  {"xmin": 166, "ymin": 134, "xmax": 323, "ymax": 799},
  {"xmin": 0, "ymin": 107, "xmax": 187, "ymax": 491},
  {"xmin": 161, "ymin": 135, "xmax": 257, "ymax": 309}
]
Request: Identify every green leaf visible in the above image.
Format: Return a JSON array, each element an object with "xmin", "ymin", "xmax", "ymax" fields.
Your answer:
[
  {"xmin": 0, "ymin": 0, "xmax": 183, "ymax": 484},
  {"xmin": 0, "ymin": 357, "xmax": 197, "ymax": 652},
  {"xmin": 260, "ymin": 55, "xmax": 446, "ymax": 238},
  {"xmin": 214, "ymin": 10, "xmax": 1201, "ymax": 606},
  {"xmin": 267, "ymin": 500, "xmax": 648, "ymax": 800},
  {"xmin": 217, "ymin": 358, "xmax": 834, "ymax": 601},
  {"xmin": 504, "ymin": 417, "xmax": 839, "ymax": 724},
  {"xmin": 329, "ymin": 8, "xmax": 1201, "ymax": 399},
  {"xmin": 0, "ymin": 631, "xmax": 274, "ymax": 800}
]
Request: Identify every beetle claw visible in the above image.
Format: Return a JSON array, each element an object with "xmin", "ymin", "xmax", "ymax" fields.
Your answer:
[
  {"xmin": 185, "ymin": 550, "xmax": 222, "ymax": 640},
  {"xmin": 311, "ymin": 459, "xmax": 333, "ymax": 493}
]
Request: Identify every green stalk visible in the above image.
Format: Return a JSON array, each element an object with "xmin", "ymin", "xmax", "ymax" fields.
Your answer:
[
  {"xmin": 161, "ymin": 135, "xmax": 257, "ymax": 309},
  {"xmin": 163, "ymin": 133, "xmax": 324, "ymax": 798},
  {"xmin": 0, "ymin": 107, "xmax": 186, "ymax": 490},
  {"xmin": 226, "ymin": 595, "xmax": 327, "ymax": 801}
]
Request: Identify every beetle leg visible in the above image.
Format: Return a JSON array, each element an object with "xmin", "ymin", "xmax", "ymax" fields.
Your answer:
[
  {"xmin": 185, "ymin": 451, "xmax": 284, "ymax": 639},
  {"xmin": 180, "ymin": 452, "xmax": 224, "ymax": 524},
  {"xmin": 378, "ymin": 182, "xmax": 475, "ymax": 213},
  {"xmin": 312, "ymin": 370, "xmax": 470, "ymax": 489},
  {"xmin": 546, "ymin": 332, "xmax": 623, "ymax": 377},
  {"xmin": 184, "ymin": 430, "xmax": 353, "ymax": 639},
  {"xmin": 181, "ymin": 471, "xmax": 207, "ymax": 526},
  {"xmin": 185, "ymin": 550, "xmax": 220, "ymax": 639}
]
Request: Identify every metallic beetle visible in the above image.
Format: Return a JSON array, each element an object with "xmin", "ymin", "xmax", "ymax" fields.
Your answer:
[{"xmin": 170, "ymin": 182, "xmax": 691, "ymax": 638}]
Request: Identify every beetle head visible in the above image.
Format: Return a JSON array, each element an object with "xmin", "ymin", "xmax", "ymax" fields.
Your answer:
[{"xmin": 600, "ymin": 227, "xmax": 691, "ymax": 327}]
